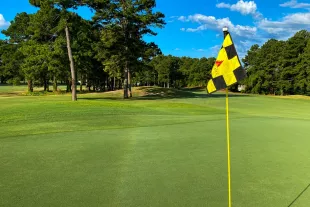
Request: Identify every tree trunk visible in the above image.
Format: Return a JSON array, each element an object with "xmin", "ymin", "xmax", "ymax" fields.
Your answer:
[
  {"xmin": 113, "ymin": 76, "xmax": 116, "ymax": 91},
  {"xmin": 122, "ymin": 16, "xmax": 130, "ymax": 98},
  {"xmin": 80, "ymin": 76, "xmax": 83, "ymax": 92},
  {"xmin": 65, "ymin": 25, "xmax": 77, "ymax": 101},
  {"xmin": 66, "ymin": 80, "xmax": 71, "ymax": 92},
  {"xmin": 44, "ymin": 80, "xmax": 47, "ymax": 91},
  {"xmin": 124, "ymin": 61, "xmax": 129, "ymax": 99},
  {"xmin": 44, "ymin": 79, "xmax": 49, "ymax": 91},
  {"xmin": 53, "ymin": 75, "xmax": 57, "ymax": 92},
  {"xmin": 103, "ymin": 77, "xmax": 106, "ymax": 91},
  {"xmin": 167, "ymin": 81, "xmax": 170, "ymax": 88},
  {"xmin": 128, "ymin": 68, "xmax": 132, "ymax": 97},
  {"xmin": 27, "ymin": 80, "xmax": 33, "ymax": 92}
]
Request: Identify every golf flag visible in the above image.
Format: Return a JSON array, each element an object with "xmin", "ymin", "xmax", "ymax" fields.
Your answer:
[{"xmin": 207, "ymin": 32, "xmax": 246, "ymax": 93}]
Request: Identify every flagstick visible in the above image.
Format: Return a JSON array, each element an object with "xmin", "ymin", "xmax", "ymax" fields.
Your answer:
[
  {"xmin": 223, "ymin": 26, "xmax": 232, "ymax": 207},
  {"xmin": 226, "ymin": 88, "xmax": 232, "ymax": 207}
]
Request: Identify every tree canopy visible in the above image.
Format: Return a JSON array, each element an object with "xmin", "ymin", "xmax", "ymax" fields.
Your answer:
[{"xmin": 242, "ymin": 30, "xmax": 310, "ymax": 95}]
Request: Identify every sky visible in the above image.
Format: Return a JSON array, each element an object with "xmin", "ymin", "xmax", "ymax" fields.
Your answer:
[{"xmin": 1, "ymin": 0, "xmax": 310, "ymax": 59}]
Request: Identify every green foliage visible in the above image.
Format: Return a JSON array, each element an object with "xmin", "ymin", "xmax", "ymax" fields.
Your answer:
[
  {"xmin": 19, "ymin": 40, "xmax": 49, "ymax": 81},
  {"xmin": 1, "ymin": 12, "xmax": 31, "ymax": 43},
  {"xmin": 148, "ymin": 55, "xmax": 215, "ymax": 88},
  {"xmin": 2, "ymin": 1, "xmax": 309, "ymax": 96},
  {"xmin": 89, "ymin": 0, "xmax": 165, "ymax": 96},
  {"xmin": 29, "ymin": 0, "xmax": 81, "ymax": 9},
  {"xmin": 243, "ymin": 30, "xmax": 310, "ymax": 95},
  {"xmin": 0, "ymin": 41, "xmax": 24, "ymax": 83},
  {"xmin": 6, "ymin": 77, "xmax": 22, "ymax": 85}
]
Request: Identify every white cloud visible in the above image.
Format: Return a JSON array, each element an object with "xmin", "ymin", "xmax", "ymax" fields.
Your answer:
[
  {"xmin": 216, "ymin": 0, "xmax": 262, "ymax": 18},
  {"xmin": 179, "ymin": 11, "xmax": 310, "ymax": 40},
  {"xmin": 181, "ymin": 14, "xmax": 257, "ymax": 39},
  {"xmin": 178, "ymin": 14, "xmax": 260, "ymax": 59},
  {"xmin": 174, "ymin": 48, "xmax": 181, "ymax": 51},
  {"xmin": 176, "ymin": 2, "xmax": 310, "ymax": 58},
  {"xmin": 168, "ymin": 16, "xmax": 180, "ymax": 23},
  {"xmin": 216, "ymin": 2, "xmax": 231, "ymax": 8},
  {"xmin": 185, "ymin": 25, "xmax": 208, "ymax": 32},
  {"xmin": 0, "ymin": 14, "xmax": 10, "ymax": 28},
  {"xmin": 240, "ymin": 40, "xmax": 252, "ymax": 47},
  {"xmin": 178, "ymin": 16, "xmax": 187, "ymax": 21},
  {"xmin": 231, "ymin": 0, "xmax": 257, "ymax": 15},
  {"xmin": 280, "ymin": 0, "xmax": 310, "ymax": 9},
  {"xmin": 258, "ymin": 12, "xmax": 310, "ymax": 38}
]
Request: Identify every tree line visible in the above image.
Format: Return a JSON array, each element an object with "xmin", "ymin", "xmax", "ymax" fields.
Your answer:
[
  {"xmin": 242, "ymin": 30, "xmax": 310, "ymax": 96},
  {"xmin": 0, "ymin": 0, "xmax": 217, "ymax": 99},
  {"xmin": 0, "ymin": 1, "xmax": 309, "ymax": 99},
  {"xmin": 0, "ymin": 0, "xmax": 166, "ymax": 100}
]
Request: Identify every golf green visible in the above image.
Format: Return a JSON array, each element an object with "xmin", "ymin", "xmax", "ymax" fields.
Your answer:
[{"xmin": 0, "ymin": 87, "xmax": 309, "ymax": 206}]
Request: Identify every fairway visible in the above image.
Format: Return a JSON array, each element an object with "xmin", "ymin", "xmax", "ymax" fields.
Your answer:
[{"xmin": 0, "ymin": 87, "xmax": 310, "ymax": 207}]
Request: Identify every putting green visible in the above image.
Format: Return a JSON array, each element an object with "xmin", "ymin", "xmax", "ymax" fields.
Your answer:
[{"xmin": 0, "ymin": 87, "xmax": 309, "ymax": 206}]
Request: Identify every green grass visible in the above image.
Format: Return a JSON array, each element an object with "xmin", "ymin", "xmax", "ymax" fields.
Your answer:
[{"xmin": 0, "ymin": 86, "xmax": 310, "ymax": 207}]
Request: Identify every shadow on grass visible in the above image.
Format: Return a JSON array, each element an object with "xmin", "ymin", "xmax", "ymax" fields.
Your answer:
[
  {"xmin": 0, "ymin": 92, "xmax": 21, "ymax": 97},
  {"xmin": 80, "ymin": 87, "xmax": 250, "ymax": 101},
  {"xmin": 287, "ymin": 183, "xmax": 310, "ymax": 207},
  {"xmin": 0, "ymin": 90, "xmax": 106, "ymax": 97}
]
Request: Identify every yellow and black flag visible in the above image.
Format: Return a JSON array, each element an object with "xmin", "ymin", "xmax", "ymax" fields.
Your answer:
[{"xmin": 207, "ymin": 32, "xmax": 246, "ymax": 93}]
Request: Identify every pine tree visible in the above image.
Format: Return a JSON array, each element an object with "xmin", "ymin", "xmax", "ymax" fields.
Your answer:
[{"xmin": 89, "ymin": 0, "xmax": 165, "ymax": 98}]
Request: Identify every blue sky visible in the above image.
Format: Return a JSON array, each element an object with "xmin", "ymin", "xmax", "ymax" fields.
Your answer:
[{"xmin": 1, "ymin": 0, "xmax": 310, "ymax": 58}]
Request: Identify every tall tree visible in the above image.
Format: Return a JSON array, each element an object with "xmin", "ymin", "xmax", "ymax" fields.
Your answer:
[
  {"xmin": 0, "ymin": 40, "xmax": 24, "ymax": 85},
  {"xmin": 89, "ymin": 0, "xmax": 165, "ymax": 98},
  {"xmin": 281, "ymin": 30, "xmax": 310, "ymax": 95},
  {"xmin": 295, "ymin": 38, "xmax": 310, "ymax": 95},
  {"xmin": 29, "ymin": 0, "xmax": 83, "ymax": 100},
  {"xmin": 243, "ymin": 30, "xmax": 310, "ymax": 95},
  {"xmin": 26, "ymin": 2, "xmax": 63, "ymax": 91},
  {"xmin": 1, "ymin": 12, "xmax": 32, "ymax": 89},
  {"xmin": 19, "ymin": 41, "xmax": 49, "ymax": 92}
]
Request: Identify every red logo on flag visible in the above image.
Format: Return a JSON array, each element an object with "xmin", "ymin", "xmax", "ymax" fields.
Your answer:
[{"xmin": 215, "ymin": 60, "xmax": 223, "ymax": 67}]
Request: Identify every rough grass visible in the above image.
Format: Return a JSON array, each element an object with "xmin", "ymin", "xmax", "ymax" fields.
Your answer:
[
  {"xmin": 0, "ymin": 85, "xmax": 68, "ymax": 97},
  {"xmin": 0, "ymin": 86, "xmax": 310, "ymax": 207}
]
